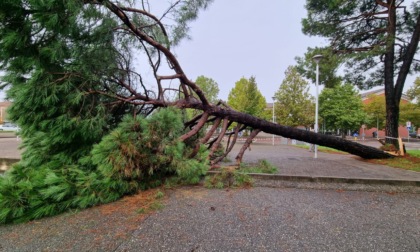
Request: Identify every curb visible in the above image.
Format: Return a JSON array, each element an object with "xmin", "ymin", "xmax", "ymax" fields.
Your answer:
[
  {"xmin": 207, "ymin": 171, "xmax": 420, "ymax": 187},
  {"xmin": 247, "ymin": 173, "xmax": 420, "ymax": 187}
]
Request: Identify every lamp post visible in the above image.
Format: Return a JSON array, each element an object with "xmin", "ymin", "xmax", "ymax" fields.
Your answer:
[
  {"xmin": 272, "ymin": 96, "xmax": 276, "ymax": 146},
  {"xmin": 312, "ymin": 54, "xmax": 323, "ymax": 158}
]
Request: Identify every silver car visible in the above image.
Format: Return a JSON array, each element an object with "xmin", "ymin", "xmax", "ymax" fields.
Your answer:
[{"xmin": 0, "ymin": 123, "xmax": 20, "ymax": 132}]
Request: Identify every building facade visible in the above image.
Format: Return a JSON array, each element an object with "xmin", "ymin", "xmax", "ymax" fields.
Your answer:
[{"xmin": 0, "ymin": 101, "xmax": 11, "ymax": 124}]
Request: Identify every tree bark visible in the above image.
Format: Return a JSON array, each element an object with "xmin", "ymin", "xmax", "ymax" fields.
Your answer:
[
  {"xmin": 384, "ymin": 1, "xmax": 398, "ymax": 144},
  {"xmin": 236, "ymin": 129, "xmax": 261, "ymax": 164}
]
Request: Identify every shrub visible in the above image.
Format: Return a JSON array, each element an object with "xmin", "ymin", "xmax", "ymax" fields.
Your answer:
[
  {"xmin": 0, "ymin": 108, "xmax": 209, "ymax": 224},
  {"xmin": 204, "ymin": 169, "xmax": 253, "ymax": 189}
]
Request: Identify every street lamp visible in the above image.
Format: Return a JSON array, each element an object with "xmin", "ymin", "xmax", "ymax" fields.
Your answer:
[
  {"xmin": 272, "ymin": 96, "xmax": 276, "ymax": 146},
  {"xmin": 312, "ymin": 54, "xmax": 323, "ymax": 158}
]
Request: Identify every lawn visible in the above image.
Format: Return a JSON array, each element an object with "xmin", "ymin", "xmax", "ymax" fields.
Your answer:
[
  {"xmin": 295, "ymin": 144, "xmax": 420, "ymax": 172},
  {"xmin": 368, "ymin": 151, "xmax": 420, "ymax": 172}
]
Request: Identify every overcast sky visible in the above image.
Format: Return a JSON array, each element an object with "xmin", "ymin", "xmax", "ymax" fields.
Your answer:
[
  {"xmin": 170, "ymin": 0, "xmax": 417, "ymax": 101},
  {"xmin": 173, "ymin": 0, "xmax": 326, "ymax": 101},
  {"xmin": 0, "ymin": 0, "xmax": 417, "ymax": 102}
]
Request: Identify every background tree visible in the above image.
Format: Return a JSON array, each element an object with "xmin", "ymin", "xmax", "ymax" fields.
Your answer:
[
  {"xmin": 295, "ymin": 47, "xmax": 342, "ymax": 88},
  {"xmin": 194, "ymin": 76, "xmax": 219, "ymax": 104},
  {"xmin": 363, "ymin": 95, "xmax": 386, "ymax": 131},
  {"xmin": 187, "ymin": 75, "xmax": 219, "ymax": 119},
  {"xmin": 400, "ymin": 102, "xmax": 420, "ymax": 131},
  {"xmin": 302, "ymin": 0, "xmax": 420, "ymax": 143},
  {"xmin": 403, "ymin": 77, "xmax": 420, "ymax": 130},
  {"xmin": 363, "ymin": 93, "xmax": 420, "ymax": 132},
  {"xmin": 319, "ymin": 83, "xmax": 367, "ymax": 138},
  {"xmin": 227, "ymin": 76, "xmax": 266, "ymax": 118},
  {"xmin": 406, "ymin": 77, "xmax": 420, "ymax": 105},
  {"xmin": 274, "ymin": 66, "xmax": 314, "ymax": 128}
]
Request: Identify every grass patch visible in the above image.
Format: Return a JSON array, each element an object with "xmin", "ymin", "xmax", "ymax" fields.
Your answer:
[
  {"xmin": 204, "ymin": 159, "xmax": 277, "ymax": 189},
  {"xmin": 367, "ymin": 153, "xmax": 420, "ymax": 172},
  {"xmin": 407, "ymin": 150, "xmax": 420, "ymax": 158},
  {"xmin": 204, "ymin": 168, "xmax": 253, "ymax": 189},
  {"xmin": 294, "ymin": 144, "xmax": 347, "ymax": 154},
  {"xmin": 129, "ymin": 188, "xmax": 166, "ymax": 215},
  {"xmin": 238, "ymin": 159, "xmax": 278, "ymax": 174}
]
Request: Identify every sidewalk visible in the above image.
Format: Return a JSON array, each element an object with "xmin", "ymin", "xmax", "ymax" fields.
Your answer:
[{"xmin": 226, "ymin": 143, "xmax": 420, "ymax": 191}]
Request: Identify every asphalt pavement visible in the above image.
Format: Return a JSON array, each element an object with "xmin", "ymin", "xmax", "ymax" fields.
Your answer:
[{"xmin": 0, "ymin": 187, "xmax": 419, "ymax": 252}]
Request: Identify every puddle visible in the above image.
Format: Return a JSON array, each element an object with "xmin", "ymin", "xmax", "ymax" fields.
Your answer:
[{"xmin": 0, "ymin": 158, "xmax": 19, "ymax": 174}]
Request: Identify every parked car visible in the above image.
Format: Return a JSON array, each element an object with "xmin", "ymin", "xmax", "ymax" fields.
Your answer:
[
  {"xmin": 0, "ymin": 123, "xmax": 20, "ymax": 132},
  {"xmin": 408, "ymin": 131, "xmax": 420, "ymax": 139}
]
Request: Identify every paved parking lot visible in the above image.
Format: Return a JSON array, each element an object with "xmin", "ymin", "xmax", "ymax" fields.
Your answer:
[
  {"xmin": 0, "ymin": 133, "xmax": 21, "ymax": 159},
  {"xmin": 0, "ymin": 187, "xmax": 419, "ymax": 252}
]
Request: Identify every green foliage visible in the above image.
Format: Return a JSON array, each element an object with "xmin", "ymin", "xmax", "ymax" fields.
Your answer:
[
  {"xmin": 155, "ymin": 190, "xmax": 165, "ymax": 199},
  {"xmin": 319, "ymin": 83, "xmax": 367, "ymax": 134},
  {"xmin": 363, "ymin": 94, "xmax": 420, "ymax": 129},
  {"xmin": 238, "ymin": 159, "xmax": 278, "ymax": 174},
  {"xmin": 204, "ymin": 169, "xmax": 253, "ymax": 189},
  {"xmin": 407, "ymin": 150, "xmax": 420, "ymax": 158},
  {"xmin": 406, "ymin": 77, "xmax": 420, "ymax": 105},
  {"xmin": 363, "ymin": 94, "xmax": 386, "ymax": 130},
  {"xmin": 399, "ymin": 102, "xmax": 420, "ymax": 130},
  {"xmin": 302, "ymin": 0, "xmax": 420, "ymax": 89},
  {"xmin": 0, "ymin": 108, "xmax": 209, "ymax": 224},
  {"xmin": 227, "ymin": 76, "xmax": 266, "ymax": 118},
  {"xmin": 186, "ymin": 75, "xmax": 220, "ymax": 119},
  {"xmin": 295, "ymin": 47, "xmax": 343, "ymax": 88},
  {"xmin": 274, "ymin": 66, "xmax": 314, "ymax": 128},
  {"xmin": 195, "ymin": 75, "xmax": 220, "ymax": 104},
  {"xmin": 170, "ymin": 0, "xmax": 215, "ymax": 45}
]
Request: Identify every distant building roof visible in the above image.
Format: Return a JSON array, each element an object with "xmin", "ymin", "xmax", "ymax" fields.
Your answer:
[{"xmin": 360, "ymin": 88, "xmax": 411, "ymax": 102}]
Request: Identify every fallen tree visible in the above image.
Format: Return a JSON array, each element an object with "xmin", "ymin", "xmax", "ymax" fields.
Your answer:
[
  {"xmin": 0, "ymin": 0, "xmax": 393, "ymax": 224},
  {"xmin": 1, "ymin": 1, "xmax": 393, "ymax": 163},
  {"xmin": 95, "ymin": 0, "xmax": 392, "ymax": 161}
]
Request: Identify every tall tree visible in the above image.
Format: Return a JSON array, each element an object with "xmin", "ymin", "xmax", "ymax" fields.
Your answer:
[
  {"xmin": 295, "ymin": 47, "xmax": 343, "ymax": 88},
  {"xmin": 319, "ymin": 83, "xmax": 367, "ymax": 138},
  {"xmin": 227, "ymin": 76, "xmax": 266, "ymax": 118},
  {"xmin": 274, "ymin": 66, "xmax": 314, "ymax": 128},
  {"xmin": 302, "ymin": 0, "xmax": 420, "ymax": 143}
]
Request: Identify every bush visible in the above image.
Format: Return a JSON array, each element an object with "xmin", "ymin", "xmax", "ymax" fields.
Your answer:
[
  {"xmin": 238, "ymin": 159, "xmax": 278, "ymax": 174},
  {"xmin": 0, "ymin": 108, "xmax": 209, "ymax": 224},
  {"xmin": 204, "ymin": 169, "xmax": 253, "ymax": 189}
]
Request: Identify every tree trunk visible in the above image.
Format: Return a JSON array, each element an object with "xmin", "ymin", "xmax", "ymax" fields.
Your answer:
[
  {"xmin": 99, "ymin": 1, "xmax": 394, "ymax": 161},
  {"xmin": 384, "ymin": 1, "xmax": 399, "ymax": 144},
  {"xmin": 385, "ymin": 100, "xmax": 399, "ymax": 145},
  {"xmin": 210, "ymin": 107, "xmax": 392, "ymax": 159}
]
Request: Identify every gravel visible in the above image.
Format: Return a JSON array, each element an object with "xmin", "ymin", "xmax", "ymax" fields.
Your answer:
[{"xmin": 115, "ymin": 187, "xmax": 420, "ymax": 252}]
